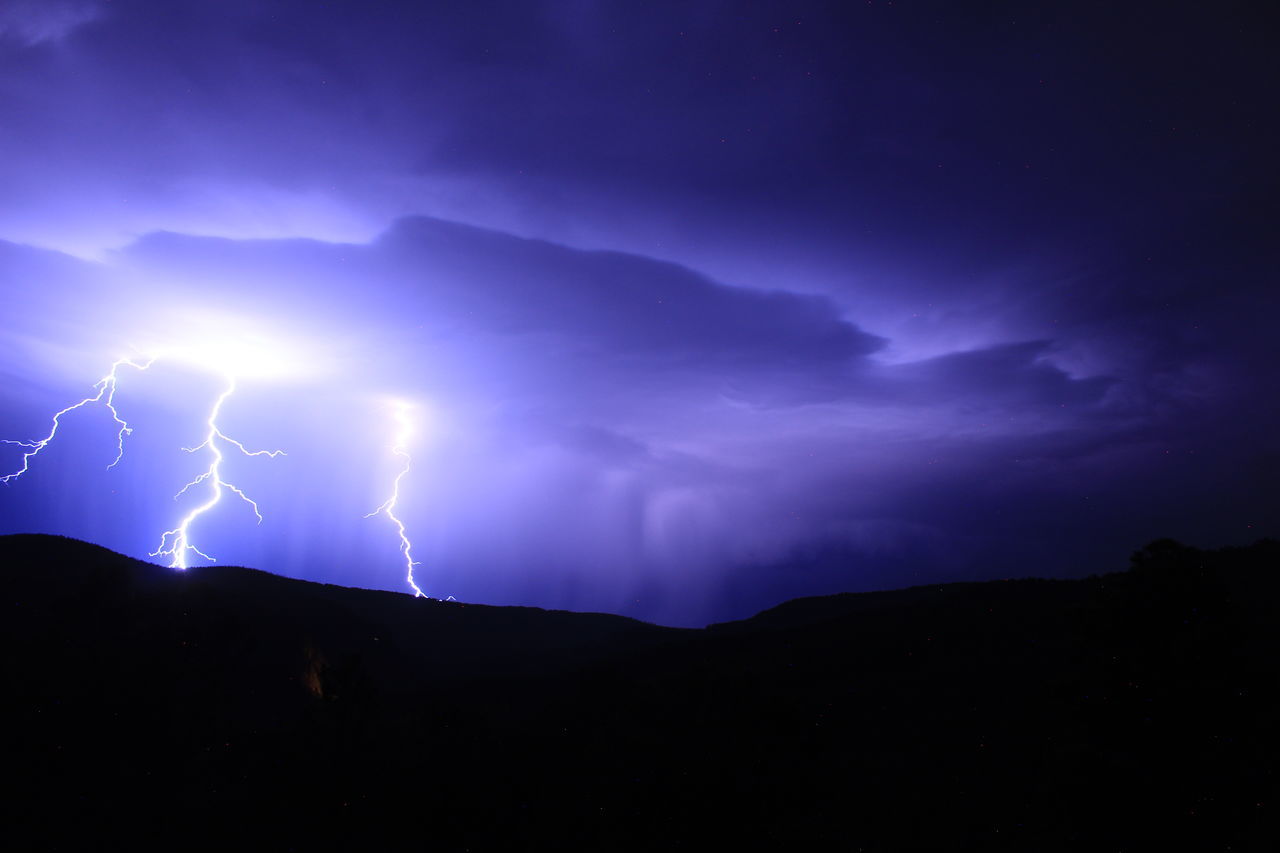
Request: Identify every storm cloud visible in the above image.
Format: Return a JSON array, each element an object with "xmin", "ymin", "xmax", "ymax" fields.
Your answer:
[{"xmin": 0, "ymin": 1, "xmax": 1275, "ymax": 624}]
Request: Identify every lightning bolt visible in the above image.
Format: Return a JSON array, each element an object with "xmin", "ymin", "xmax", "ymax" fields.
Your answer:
[
  {"xmin": 151, "ymin": 375, "xmax": 284, "ymax": 569},
  {"xmin": 1, "ymin": 355, "xmax": 157, "ymax": 483},
  {"xmin": 366, "ymin": 401, "xmax": 426, "ymax": 597}
]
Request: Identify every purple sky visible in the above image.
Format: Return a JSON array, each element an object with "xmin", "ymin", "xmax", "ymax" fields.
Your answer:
[{"xmin": 1, "ymin": 1, "xmax": 1275, "ymax": 625}]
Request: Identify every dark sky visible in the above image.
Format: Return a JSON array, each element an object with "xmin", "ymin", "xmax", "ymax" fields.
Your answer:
[{"xmin": 0, "ymin": 0, "xmax": 1276, "ymax": 625}]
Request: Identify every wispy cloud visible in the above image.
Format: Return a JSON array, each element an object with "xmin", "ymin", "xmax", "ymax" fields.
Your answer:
[{"xmin": 0, "ymin": 0, "xmax": 102, "ymax": 46}]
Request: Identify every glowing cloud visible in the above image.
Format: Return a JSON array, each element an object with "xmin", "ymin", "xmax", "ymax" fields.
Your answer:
[{"xmin": 133, "ymin": 307, "xmax": 321, "ymax": 382}]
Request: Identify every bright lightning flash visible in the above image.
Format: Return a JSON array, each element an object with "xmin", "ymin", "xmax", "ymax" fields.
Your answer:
[
  {"xmin": 151, "ymin": 374, "xmax": 284, "ymax": 569},
  {"xmin": 3, "ymin": 338, "xmax": 288, "ymax": 571},
  {"xmin": 4, "ymin": 333, "xmax": 434, "ymax": 596},
  {"xmin": 365, "ymin": 401, "xmax": 426, "ymax": 597},
  {"xmin": 1, "ymin": 355, "xmax": 157, "ymax": 483}
]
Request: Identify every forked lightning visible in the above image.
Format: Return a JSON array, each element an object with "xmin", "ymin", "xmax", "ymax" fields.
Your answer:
[
  {"xmin": 151, "ymin": 375, "xmax": 284, "ymax": 568},
  {"xmin": 365, "ymin": 401, "xmax": 426, "ymax": 597}
]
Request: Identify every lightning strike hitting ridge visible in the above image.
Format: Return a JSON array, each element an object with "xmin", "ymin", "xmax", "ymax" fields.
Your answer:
[
  {"xmin": 1, "ymin": 355, "xmax": 157, "ymax": 483},
  {"xmin": 366, "ymin": 401, "xmax": 426, "ymax": 597},
  {"xmin": 151, "ymin": 375, "xmax": 284, "ymax": 569}
]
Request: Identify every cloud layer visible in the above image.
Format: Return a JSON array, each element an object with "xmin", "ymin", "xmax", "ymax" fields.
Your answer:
[
  {"xmin": 3, "ymin": 215, "xmax": 1265, "ymax": 625},
  {"xmin": 0, "ymin": 2, "xmax": 1275, "ymax": 624}
]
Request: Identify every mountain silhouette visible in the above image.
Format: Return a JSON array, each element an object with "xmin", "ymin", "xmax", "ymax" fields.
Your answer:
[{"xmin": 3, "ymin": 533, "xmax": 1276, "ymax": 850}]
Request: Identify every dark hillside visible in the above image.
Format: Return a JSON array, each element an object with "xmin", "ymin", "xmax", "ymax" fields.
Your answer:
[{"xmin": 2, "ymin": 534, "xmax": 1276, "ymax": 850}]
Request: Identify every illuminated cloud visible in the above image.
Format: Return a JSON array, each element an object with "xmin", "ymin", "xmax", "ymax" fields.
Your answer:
[
  {"xmin": 0, "ymin": 2, "xmax": 1273, "ymax": 625},
  {"xmin": 0, "ymin": 218, "xmax": 1208, "ymax": 626}
]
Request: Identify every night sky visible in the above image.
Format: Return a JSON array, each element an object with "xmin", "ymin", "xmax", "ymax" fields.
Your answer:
[{"xmin": 1, "ymin": 1, "xmax": 1275, "ymax": 626}]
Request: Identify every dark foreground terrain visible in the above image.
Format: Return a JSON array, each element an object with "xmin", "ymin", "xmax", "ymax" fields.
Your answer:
[{"xmin": 2, "ymin": 534, "xmax": 1277, "ymax": 850}]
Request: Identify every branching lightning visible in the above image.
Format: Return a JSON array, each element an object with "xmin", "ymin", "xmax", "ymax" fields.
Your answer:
[
  {"xmin": 3, "ymin": 352, "xmax": 284, "ymax": 571},
  {"xmin": 4, "ymin": 341, "xmax": 438, "ymax": 600},
  {"xmin": 366, "ymin": 401, "xmax": 426, "ymax": 597},
  {"xmin": 151, "ymin": 375, "xmax": 284, "ymax": 569},
  {"xmin": 1, "ymin": 355, "xmax": 157, "ymax": 483}
]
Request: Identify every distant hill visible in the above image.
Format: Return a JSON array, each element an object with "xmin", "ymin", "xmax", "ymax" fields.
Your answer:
[{"xmin": 2, "ymin": 533, "xmax": 1277, "ymax": 850}]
